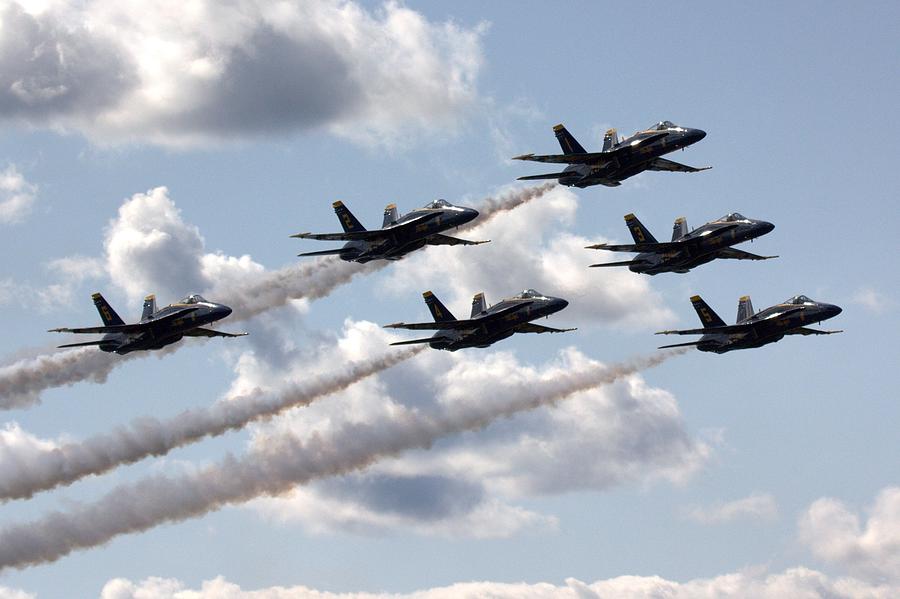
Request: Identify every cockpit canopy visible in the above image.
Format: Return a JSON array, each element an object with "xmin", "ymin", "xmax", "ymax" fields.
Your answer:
[
  {"xmin": 785, "ymin": 295, "xmax": 814, "ymax": 305},
  {"xmin": 516, "ymin": 289, "xmax": 545, "ymax": 299},
  {"xmin": 426, "ymin": 199, "xmax": 451, "ymax": 209},
  {"xmin": 720, "ymin": 212, "xmax": 748, "ymax": 222},
  {"xmin": 649, "ymin": 120, "xmax": 678, "ymax": 131},
  {"xmin": 179, "ymin": 294, "xmax": 208, "ymax": 304}
]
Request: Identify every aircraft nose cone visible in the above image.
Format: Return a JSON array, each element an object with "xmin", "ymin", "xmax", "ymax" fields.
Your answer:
[
  {"xmin": 826, "ymin": 304, "xmax": 842, "ymax": 318},
  {"xmin": 219, "ymin": 305, "xmax": 233, "ymax": 317},
  {"xmin": 552, "ymin": 298, "xmax": 569, "ymax": 312},
  {"xmin": 691, "ymin": 128, "xmax": 707, "ymax": 142},
  {"xmin": 759, "ymin": 221, "xmax": 775, "ymax": 234},
  {"xmin": 462, "ymin": 207, "xmax": 479, "ymax": 223}
]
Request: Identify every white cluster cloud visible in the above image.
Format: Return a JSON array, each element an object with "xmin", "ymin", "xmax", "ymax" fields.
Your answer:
[
  {"xmin": 0, "ymin": 164, "xmax": 36, "ymax": 223},
  {"xmin": 0, "ymin": 0, "xmax": 484, "ymax": 147},
  {"xmin": 850, "ymin": 286, "xmax": 894, "ymax": 314},
  {"xmin": 244, "ymin": 320, "xmax": 705, "ymax": 537},
  {"xmin": 382, "ymin": 185, "xmax": 673, "ymax": 330},
  {"xmin": 99, "ymin": 568, "xmax": 900, "ymax": 599},
  {"xmin": 799, "ymin": 486, "xmax": 900, "ymax": 583},
  {"xmin": 0, "ymin": 586, "xmax": 32, "ymax": 599},
  {"xmin": 684, "ymin": 493, "xmax": 779, "ymax": 525}
]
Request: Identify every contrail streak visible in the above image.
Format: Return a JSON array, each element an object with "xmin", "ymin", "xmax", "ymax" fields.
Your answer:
[
  {"xmin": 0, "ymin": 347, "xmax": 424, "ymax": 502},
  {"xmin": 0, "ymin": 349, "xmax": 684, "ymax": 571},
  {"xmin": 0, "ymin": 185, "xmax": 554, "ymax": 408}
]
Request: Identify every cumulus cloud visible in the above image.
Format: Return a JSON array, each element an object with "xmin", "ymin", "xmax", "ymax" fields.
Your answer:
[
  {"xmin": 0, "ymin": 586, "xmax": 32, "ymax": 599},
  {"xmin": 684, "ymin": 493, "xmax": 779, "ymax": 525},
  {"xmin": 381, "ymin": 185, "xmax": 673, "ymax": 330},
  {"xmin": 0, "ymin": 0, "xmax": 484, "ymax": 147},
  {"xmin": 99, "ymin": 568, "xmax": 900, "ymax": 599},
  {"xmin": 0, "ymin": 164, "xmax": 36, "ymax": 223},
  {"xmin": 799, "ymin": 486, "xmax": 900, "ymax": 583}
]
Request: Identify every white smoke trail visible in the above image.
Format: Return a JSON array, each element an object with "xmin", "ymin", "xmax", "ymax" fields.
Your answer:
[
  {"xmin": 0, "ymin": 185, "xmax": 554, "ymax": 408},
  {"xmin": 0, "ymin": 349, "xmax": 685, "ymax": 571},
  {"xmin": 0, "ymin": 346, "xmax": 424, "ymax": 502}
]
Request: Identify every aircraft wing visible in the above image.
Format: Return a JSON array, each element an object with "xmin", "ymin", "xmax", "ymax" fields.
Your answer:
[
  {"xmin": 385, "ymin": 302, "xmax": 533, "ymax": 330},
  {"xmin": 57, "ymin": 340, "xmax": 107, "ymax": 349},
  {"xmin": 183, "ymin": 328, "xmax": 248, "ymax": 338},
  {"xmin": 48, "ymin": 307, "xmax": 200, "ymax": 335},
  {"xmin": 646, "ymin": 157, "xmax": 712, "ymax": 173},
  {"xmin": 785, "ymin": 327, "xmax": 843, "ymax": 336},
  {"xmin": 513, "ymin": 323, "xmax": 576, "ymax": 334},
  {"xmin": 291, "ymin": 213, "xmax": 443, "ymax": 242},
  {"xmin": 586, "ymin": 241, "xmax": 679, "ymax": 253},
  {"xmin": 517, "ymin": 172, "xmax": 573, "ymax": 180},
  {"xmin": 512, "ymin": 152, "xmax": 607, "ymax": 165},
  {"xmin": 589, "ymin": 259, "xmax": 650, "ymax": 268},
  {"xmin": 426, "ymin": 234, "xmax": 490, "ymax": 246},
  {"xmin": 655, "ymin": 323, "xmax": 754, "ymax": 336},
  {"xmin": 389, "ymin": 337, "xmax": 446, "ymax": 346},
  {"xmin": 657, "ymin": 341, "xmax": 703, "ymax": 349},
  {"xmin": 715, "ymin": 248, "xmax": 778, "ymax": 261}
]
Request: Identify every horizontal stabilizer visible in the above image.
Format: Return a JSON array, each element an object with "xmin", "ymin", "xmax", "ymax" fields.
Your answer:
[
  {"xmin": 656, "ymin": 324, "xmax": 751, "ymax": 336},
  {"xmin": 658, "ymin": 341, "xmax": 702, "ymax": 350},
  {"xmin": 585, "ymin": 242, "xmax": 676, "ymax": 253},
  {"xmin": 385, "ymin": 302, "xmax": 532, "ymax": 331},
  {"xmin": 589, "ymin": 259, "xmax": 646, "ymax": 268},
  {"xmin": 785, "ymin": 327, "xmax": 843, "ymax": 336},
  {"xmin": 49, "ymin": 307, "xmax": 199, "ymax": 335},
  {"xmin": 715, "ymin": 248, "xmax": 778, "ymax": 261},
  {"xmin": 647, "ymin": 157, "xmax": 712, "ymax": 173},
  {"xmin": 512, "ymin": 152, "xmax": 607, "ymax": 165},
  {"xmin": 516, "ymin": 172, "xmax": 573, "ymax": 181},
  {"xmin": 426, "ymin": 234, "xmax": 490, "ymax": 246},
  {"xmin": 183, "ymin": 328, "xmax": 248, "ymax": 338},
  {"xmin": 514, "ymin": 323, "xmax": 576, "ymax": 334},
  {"xmin": 292, "ymin": 212, "xmax": 441, "ymax": 242},
  {"xmin": 389, "ymin": 337, "xmax": 441, "ymax": 346},
  {"xmin": 57, "ymin": 340, "xmax": 106, "ymax": 349},
  {"xmin": 297, "ymin": 248, "xmax": 353, "ymax": 257}
]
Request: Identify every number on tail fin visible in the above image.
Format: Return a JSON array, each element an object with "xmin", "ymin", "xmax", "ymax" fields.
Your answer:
[
  {"xmin": 690, "ymin": 295, "xmax": 726, "ymax": 328},
  {"xmin": 92, "ymin": 293, "xmax": 125, "ymax": 326}
]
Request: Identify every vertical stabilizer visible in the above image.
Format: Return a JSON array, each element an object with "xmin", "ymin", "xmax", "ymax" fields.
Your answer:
[
  {"xmin": 423, "ymin": 291, "xmax": 456, "ymax": 322},
  {"xmin": 553, "ymin": 124, "xmax": 587, "ymax": 154},
  {"xmin": 470, "ymin": 292, "xmax": 487, "ymax": 317},
  {"xmin": 736, "ymin": 296, "xmax": 755, "ymax": 323},
  {"xmin": 672, "ymin": 217, "xmax": 688, "ymax": 241},
  {"xmin": 690, "ymin": 295, "xmax": 727, "ymax": 328},
  {"xmin": 624, "ymin": 214, "xmax": 658, "ymax": 244},
  {"xmin": 92, "ymin": 293, "xmax": 125, "ymax": 326},
  {"xmin": 332, "ymin": 201, "xmax": 366, "ymax": 233},
  {"xmin": 141, "ymin": 294, "xmax": 157, "ymax": 321},
  {"xmin": 602, "ymin": 128, "xmax": 619, "ymax": 151},
  {"xmin": 382, "ymin": 203, "xmax": 399, "ymax": 228}
]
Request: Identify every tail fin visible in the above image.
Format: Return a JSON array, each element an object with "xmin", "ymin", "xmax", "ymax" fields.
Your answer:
[
  {"xmin": 382, "ymin": 203, "xmax": 399, "ymax": 228},
  {"xmin": 141, "ymin": 294, "xmax": 157, "ymax": 320},
  {"xmin": 736, "ymin": 295, "xmax": 754, "ymax": 322},
  {"xmin": 553, "ymin": 124, "xmax": 587, "ymax": 154},
  {"xmin": 602, "ymin": 128, "xmax": 618, "ymax": 151},
  {"xmin": 92, "ymin": 293, "xmax": 125, "ymax": 326},
  {"xmin": 672, "ymin": 217, "xmax": 688, "ymax": 241},
  {"xmin": 624, "ymin": 214, "xmax": 658, "ymax": 244},
  {"xmin": 332, "ymin": 201, "xmax": 366, "ymax": 233},
  {"xmin": 423, "ymin": 291, "xmax": 456, "ymax": 322},
  {"xmin": 470, "ymin": 292, "xmax": 486, "ymax": 317},
  {"xmin": 690, "ymin": 295, "xmax": 727, "ymax": 328}
]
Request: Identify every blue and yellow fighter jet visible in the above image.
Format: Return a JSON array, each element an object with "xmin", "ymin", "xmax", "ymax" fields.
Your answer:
[
  {"xmin": 514, "ymin": 121, "xmax": 709, "ymax": 188},
  {"xmin": 384, "ymin": 289, "xmax": 574, "ymax": 351},
  {"xmin": 49, "ymin": 293, "xmax": 246, "ymax": 354}
]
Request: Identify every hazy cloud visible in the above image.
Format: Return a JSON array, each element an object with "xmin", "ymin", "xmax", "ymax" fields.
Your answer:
[
  {"xmin": 0, "ymin": 0, "xmax": 484, "ymax": 147},
  {"xmin": 850, "ymin": 287, "xmax": 894, "ymax": 314},
  {"xmin": 0, "ymin": 164, "xmax": 37, "ymax": 224},
  {"xmin": 684, "ymin": 493, "xmax": 778, "ymax": 525},
  {"xmin": 799, "ymin": 486, "xmax": 900, "ymax": 583}
]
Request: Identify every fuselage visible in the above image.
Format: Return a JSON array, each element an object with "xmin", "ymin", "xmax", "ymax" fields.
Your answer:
[
  {"xmin": 428, "ymin": 293, "xmax": 568, "ymax": 351},
  {"xmin": 100, "ymin": 297, "xmax": 233, "ymax": 354},
  {"xmin": 560, "ymin": 125, "xmax": 706, "ymax": 188},
  {"xmin": 341, "ymin": 202, "xmax": 478, "ymax": 263},
  {"xmin": 632, "ymin": 217, "xmax": 774, "ymax": 275},
  {"xmin": 695, "ymin": 299, "xmax": 842, "ymax": 353}
]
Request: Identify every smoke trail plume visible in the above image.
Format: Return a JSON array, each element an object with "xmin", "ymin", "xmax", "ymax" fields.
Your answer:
[
  {"xmin": 0, "ymin": 185, "xmax": 553, "ymax": 407},
  {"xmin": 0, "ymin": 346, "xmax": 423, "ymax": 502},
  {"xmin": 0, "ymin": 349, "xmax": 685, "ymax": 571}
]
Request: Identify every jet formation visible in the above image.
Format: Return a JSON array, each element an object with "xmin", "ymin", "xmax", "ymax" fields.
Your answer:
[
  {"xmin": 384, "ymin": 289, "xmax": 574, "ymax": 351},
  {"xmin": 514, "ymin": 121, "xmax": 709, "ymax": 188},
  {"xmin": 49, "ymin": 293, "xmax": 245, "ymax": 355},
  {"xmin": 292, "ymin": 199, "xmax": 488, "ymax": 263},
  {"xmin": 656, "ymin": 295, "xmax": 842, "ymax": 353},
  {"xmin": 587, "ymin": 212, "xmax": 777, "ymax": 274}
]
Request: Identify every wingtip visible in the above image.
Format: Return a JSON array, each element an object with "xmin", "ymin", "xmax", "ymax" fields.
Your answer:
[
  {"xmin": 289, "ymin": 232, "xmax": 310, "ymax": 238},
  {"xmin": 511, "ymin": 153, "xmax": 534, "ymax": 161}
]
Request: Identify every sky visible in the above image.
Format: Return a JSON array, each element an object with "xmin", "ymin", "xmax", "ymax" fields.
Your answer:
[{"xmin": 0, "ymin": 1, "xmax": 898, "ymax": 597}]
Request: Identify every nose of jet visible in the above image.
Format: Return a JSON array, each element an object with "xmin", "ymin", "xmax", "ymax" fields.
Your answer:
[
  {"xmin": 216, "ymin": 304, "xmax": 233, "ymax": 318},
  {"xmin": 757, "ymin": 220, "xmax": 775, "ymax": 235},
  {"xmin": 460, "ymin": 207, "xmax": 479, "ymax": 224},
  {"xmin": 549, "ymin": 297, "xmax": 569, "ymax": 313},
  {"xmin": 821, "ymin": 303, "xmax": 842, "ymax": 319},
  {"xmin": 688, "ymin": 128, "xmax": 706, "ymax": 143}
]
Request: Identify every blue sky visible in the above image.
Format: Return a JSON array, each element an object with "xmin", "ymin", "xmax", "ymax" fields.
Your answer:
[{"xmin": 0, "ymin": 1, "xmax": 897, "ymax": 597}]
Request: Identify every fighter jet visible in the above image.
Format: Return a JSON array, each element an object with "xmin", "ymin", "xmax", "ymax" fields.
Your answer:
[
  {"xmin": 49, "ymin": 293, "xmax": 246, "ymax": 355},
  {"xmin": 656, "ymin": 294, "xmax": 842, "ymax": 353},
  {"xmin": 384, "ymin": 289, "xmax": 574, "ymax": 351},
  {"xmin": 587, "ymin": 212, "xmax": 777, "ymax": 274},
  {"xmin": 514, "ymin": 121, "xmax": 709, "ymax": 188},
  {"xmin": 291, "ymin": 199, "xmax": 488, "ymax": 263}
]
